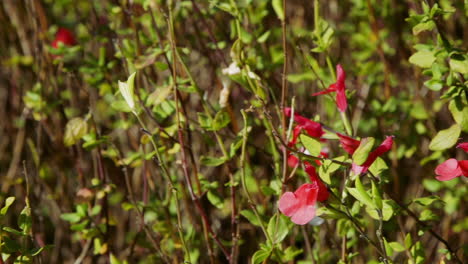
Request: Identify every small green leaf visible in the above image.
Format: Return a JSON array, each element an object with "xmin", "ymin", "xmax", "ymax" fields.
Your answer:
[
  {"xmin": 3, "ymin": 227, "xmax": 25, "ymax": 236},
  {"xmin": 200, "ymin": 156, "xmax": 227, "ymax": 167},
  {"xmin": 449, "ymin": 58, "xmax": 468, "ymax": 74},
  {"xmin": 267, "ymin": 214, "xmax": 289, "ymax": 244},
  {"xmin": 365, "ymin": 200, "xmax": 394, "ymax": 221},
  {"xmin": 198, "ymin": 113, "xmax": 213, "ymax": 130},
  {"xmin": 118, "ymin": 72, "xmax": 137, "ymax": 111},
  {"xmin": 207, "ymin": 191, "xmax": 224, "ymax": 209},
  {"xmin": 252, "ymin": 247, "xmax": 272, "ymax": 264},
  {"xmin": 409, "ymin": 50, "xmax": 436, "ymax": 68},
  {"xmin": 64, "ymin": 117, "xmax": 88, "ymax": 146},
  {"xmin": 412, "ymin": 196, "xmax": 441, "ymax": 206},
  {"xmin": 1, "ymin": 196, "xmax": 15, "ymax": 216},
  {"xmin": 389, "ymin": 241, "xmax": 406, "ymax": 252},
  {"xmin": 428, "ymin": 124, "xmax": 461, "ymax": 151},
  {"xmin": 60, "ymin": 212, "xmax": 82, "ymax": 223},
  {"xmin": 240, "ymin": 209, "xmax": 261, "ymax": 227},
  {"xmin": 299, "ymin": 134, "xmax": 321, "ymax": 157},
  {"xmin": 272, "ymin": 0, "xmax": 284, "ymax": 20},
  {"xmin": 352, "ymin": 137, "xmax": 375, "ymax": 165},
  {"xmin": 18, "ymin": 205, "xmax": 32, "ymax": 234},
  {"xmin": 404, "ymin": 233, "xmax": 413, "ymax": 249},
  {"xmin": 371, "ymin": 181, "xmax": 383, "ymax": 210},
  {"xmin": 448, "ymin": 97, "xmax": 468, "ymax": 132},
  {"xmin": 347, "ymin": 186, "xmax": 374, "ymax": 209},
  {"xmin": 412, "ymin": 20, "xmax": 436, "ymax": 35},
  {"xmin": 212, "ymin": 110, "xmax": 231, "ymax": 131}
]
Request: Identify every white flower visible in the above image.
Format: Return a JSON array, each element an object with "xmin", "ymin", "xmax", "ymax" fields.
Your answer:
[
  {"xmin": 222, "ymin": 62, "xmax": 241, "ymax": 75},
  {"xmin": 118, "ymin": 72, "xmax": 137, "ymax": 111}
]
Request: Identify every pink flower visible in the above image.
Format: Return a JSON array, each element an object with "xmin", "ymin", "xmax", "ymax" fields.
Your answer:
[
  {"xmin": 278, "ymin": 163, "xmax": 329, "ymax": 225},
  {"xmin": 434, "ymin": 142, "xmax": 468, "ymax": 181},
  {"xmin": 52, "ymin": 28, "xmax": 76, "ymax": 48},
  {"xmin": 350, "ymin": 136, "xmax": 394, "ymax": 175},
  {"xmin": 312, "ymin": 64, "xmax": 347, "ymax": 112},
  {"xmin": 457, "ymin": 142, "xmax": 468, "ymax": 153},
  {"xmin": 278, "ymin": 183, "xmax": 319, "ymax": 225},
  {"xmin": 434, "ymin": 159, "xmax": 468, "ymax": 181},
  {"xmin": 284, "ymin": 108, "xmax": 324, "ymax": 139}
]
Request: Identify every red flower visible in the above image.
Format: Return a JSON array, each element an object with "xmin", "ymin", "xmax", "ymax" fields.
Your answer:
[
  {"xmin": 457, "ymin": 142, "xmax": 468, "ymax": 153},
  {"xmin": 52, "ymin": 28, "xmax": 76, "ymax": 48},
  {"xmin": 305, "ymin": 163, "xmax": 329, "ymax": 201},
  {"xmin": 284, "ymin": 108, "xmax": 324, "ymax": 139},
  {"xmin": 287, "ymin": 154, "xmax": 300, "ymax": 168},
  {"xmin": 278, "ymin": 163, "xmax": 329, "ymax": 225},
  {"xmin": 312, "ymin": 64, "xmax": 347, "ymax": 112},
  {"xmin": 434, "ymin": 159, "xmax": 468, "ymax": 181},
  {"xmin": 337, "ymin": 133, "xmax": 360, "ymax": 155},
  {"xmin": 350, "ymin": 136, "xmax": 394, "ymax": 175}
]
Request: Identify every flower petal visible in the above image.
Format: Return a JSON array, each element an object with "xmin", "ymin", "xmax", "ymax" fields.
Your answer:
[
  {"xmin": 457, "ymin": 160, "xmax": 468, "ymax": 177},
  {"xmin": 336, "ymin": 90, "xmax": 348, "ymax": 112},
  {"xmin": 435, "ymin": 159, "xmax": 462, "ymax": 181},
  {"xmin": 337, "ymin": 133, "xmax": 361, "ymax": 155},
  {"xmin": 457, "ymin": 143, "xmax": 468, "ymax": 153},
  {"xmin": 290, "ymin": 205, "xmax": 316, "ymax": 225},
  {"xmin": 278, "ymin": 192, "xmax": 300, "ymax": 217},
  {"xmin": 305, "ymin": 164, "xmax": 329, "ymax": 202}
]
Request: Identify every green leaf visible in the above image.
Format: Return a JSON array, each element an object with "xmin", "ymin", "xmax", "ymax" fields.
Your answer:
[
  {"xmin": 352, "ymin": 137, "xmax": 375, "ymax": 165},
  {"xmin": 3, "ymin": 227, "xmax": 25, "ymax": 236},
  {"xmin": 118, "ymin": 72, "xmax": 137, "ymax": 111},
  {"xmin": 448, "ymin": 97, "xmax": 468, "ymax": 132},
  {"xmin": 272, "ymin": 0, "xmax": 284, "ymax": 20},
  {"xmin": 212, "ymin": 110, "xmax": 231, "ymax": 131},
  {"xmin": 422, "ymin": 179, "xmax": 442, "ymax": 192},
  {"xmin": 318, "ymin": 156, "xmax": 346, "ymax": 184},
  {"xmin": 18, "ymin": 205, "xmax": 32, "ymax": 234},
  {"xmin": 299, "ymin": 134, "xmax": 321, "ymax": 157},
  {"xmin": 389, "ymin": 241, "xmax": 406, "ymax": 252},
  {"xmin": 409, "ymin": 50, "xmax": 436, "ymax": 68},
  {"xmin": 412, "ymin": 196, "xmax": 441, "ymax": 206},
  {"xmin": 365, "ymin": 200, "xmax": 394, "ymax": 221},
  {"xmin": 267, "ymin": 214, "xmax": 289, "ymax": 244},
  {"xmin": 197, "ymin": 113, "xmax": 213, "ymax": 130},
  {"xmin": 1, "ymin": 196, "xmax": 15, "ymax": 216},
  {"xmin": 60, "ymin": 212, "xmax": 82, "ymax": 223},
  {"xmin": 252, "ymin": 247, "xmax": 272, "ymax": 264},
  {"xmin": 240, "ymin": 209, "xmax": 261, "ymax": 227},
  {"xmin": 449, "ymin": 58, "xmax": 468, "ymax": 74},
  {"xmin": 347, "ymin": 185, "xmax": 374, "ymax": 209},
  {"xmin": 428, "ymin": 124, "xmax": 461, "ymax": 151},
  {"xmin": 282, "ymin": 246, "xmax": 303, "ymax": 262},
  {"xmin": 404, "ymin": 233, "xmax": 413, "ymax": 249},
  {"xmin": 412, "ymin": 20, "xmax": 436, "ymax": 35},
  {"xmin": 146, "ymin": 85, "xmax": 172, "ymax": 107},
  {"xmin": 200, "ymin": 156, "xmax": 227, "ymax": 167},
  {"xmin": 371, "ymin": 181, "xmax": 383, "ymax": 210},
  {"xmin": 207, "ymin": 191, "xmax": 224, "ymax": 209},
  {"xmin": 64, "ymin": 117, "xmax": 88, "ymax": 146}
]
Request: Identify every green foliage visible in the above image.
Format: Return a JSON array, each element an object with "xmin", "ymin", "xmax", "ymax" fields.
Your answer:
[{"xmin": 1, "ymin": 0, "xmax": 466, "ymax": 263}]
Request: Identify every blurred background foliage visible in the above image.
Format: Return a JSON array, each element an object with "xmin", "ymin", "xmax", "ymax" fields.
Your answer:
[{"xmin": 0, "ymin": 0, "xmax": 467, "ymax": 263}]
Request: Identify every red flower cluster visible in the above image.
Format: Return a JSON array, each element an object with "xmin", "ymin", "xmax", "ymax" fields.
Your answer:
[
  {"xmin": 434, "ymin": 143, "xmax": 468, "ymax": 181},
  {"xmin": 52, "ymin": 28, "xmax": 76, "ymax": 48}
]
